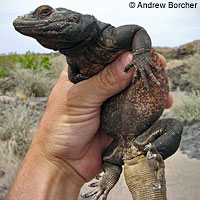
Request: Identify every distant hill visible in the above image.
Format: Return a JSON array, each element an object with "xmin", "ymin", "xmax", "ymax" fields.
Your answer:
[{"xmin": 154, "ymin": 40, "xmax": 200, "ymax": 59}]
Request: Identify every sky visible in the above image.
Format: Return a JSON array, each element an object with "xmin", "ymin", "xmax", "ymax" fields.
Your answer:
[{"xmin": 0, "ymin": 0, "xmax": 200, "ymax": 54}]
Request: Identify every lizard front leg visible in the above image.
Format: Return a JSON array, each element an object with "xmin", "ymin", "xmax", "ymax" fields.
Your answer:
[
  {"xmin": 134, "ymin": 118, "xmax": 183, "ymax": 160},
  {"xmin": 124, "ymin": 48, "xmax": 162, "ymax": 88},
  {"xmin": 135, "ymin": 118, "xmax": 183, "ymax": 189},
  {"xmin": 99, "ymin": 25, "xmax": 162, "ymax": 88},
  {"xmin": 81, "ymin": 139, "xmax": 123, "ymax": 200},
  {"xmin": 68, "ymin": 65, "xmax": 90, "ymax": 83}
]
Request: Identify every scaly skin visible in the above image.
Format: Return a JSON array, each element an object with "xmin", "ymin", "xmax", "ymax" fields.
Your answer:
[
  {"xmin": 124, "ymin": 156, "xmax": 167, "ymax": 200},
  {"xmin": 13, "ymin": 6, "xmax": 183, "ymax": 199}
]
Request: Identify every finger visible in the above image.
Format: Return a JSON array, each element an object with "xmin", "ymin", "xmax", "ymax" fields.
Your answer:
[
  {"xmin": 165, "ymin": 93, "xmax": 173, "ymax": 109},
  {"xmin": 156, "ymin": 53, "xmax": 171, "ymax": 109},
  {"xmin": 52, "ymin": 52, "xmax": 166, "ymax": 109},
  {"xmin": 157, "ymin": 54, "xmax": 167, "ymax": 69},
  {"xmin": 71, "ymin": 52, "xmax": 134, "ymax": 105}
]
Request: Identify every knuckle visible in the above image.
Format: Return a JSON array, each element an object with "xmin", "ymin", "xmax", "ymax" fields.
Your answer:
[{"xmin": 97, "ymin": 66, "xmax": 119, "ymax": 91}]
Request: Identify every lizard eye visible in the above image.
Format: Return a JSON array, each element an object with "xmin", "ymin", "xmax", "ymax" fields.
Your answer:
[{"xmin": 36, "ymin": 5, "xmax": 53, "ymax": 18}]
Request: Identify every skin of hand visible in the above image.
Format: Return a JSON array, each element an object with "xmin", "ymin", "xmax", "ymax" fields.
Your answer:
[{"xmin": 6, "ymin": 52, "xmax": 172, "ymax": 200}]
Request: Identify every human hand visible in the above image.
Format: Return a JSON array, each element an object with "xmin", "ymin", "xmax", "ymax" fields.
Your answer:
[
  {"xmin": 32, "ymin": 52, "xmax": 171, "ymax": 184},
  {"xmin": 7, "ymin": 52, "xmax": 172, "ymax": 200}
]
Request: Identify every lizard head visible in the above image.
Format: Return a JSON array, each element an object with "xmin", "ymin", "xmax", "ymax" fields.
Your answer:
[{"xmin": 13, "ymin": 5, "xmax": 98, "ymax": 52}]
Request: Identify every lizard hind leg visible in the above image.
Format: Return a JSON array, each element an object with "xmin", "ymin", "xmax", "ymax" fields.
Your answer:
[
  {"xmin": 134, "ymin": 118, "xmax": 183, "ymax": 160},
  {"xmin": 133, "ymin": 118, "xmax": 183, "ymax": 191},
  {"xmin": 68, "ymin": 65, "xmax": 90, "ymax": 83}
]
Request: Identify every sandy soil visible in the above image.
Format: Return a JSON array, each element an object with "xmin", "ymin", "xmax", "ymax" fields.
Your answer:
[{"xmin": 80, "ymin": 150, "xmax": 200, "ymax": 200}]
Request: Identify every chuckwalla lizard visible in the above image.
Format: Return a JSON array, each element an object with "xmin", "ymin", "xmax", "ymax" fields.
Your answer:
[{"xmin": 13, "ymin": 5, "xmax": 183, "ymax": 200}]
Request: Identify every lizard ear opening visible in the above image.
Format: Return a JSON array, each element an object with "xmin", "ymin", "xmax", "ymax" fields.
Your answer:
[{"xmin": 35, "ymin": 5, "xmax": 53, "ymax": 18}]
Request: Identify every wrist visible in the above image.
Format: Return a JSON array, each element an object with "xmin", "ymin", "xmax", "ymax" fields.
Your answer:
[{"xmin": 7, "ymin": 140, "xmax": 85, "ymax": 200}]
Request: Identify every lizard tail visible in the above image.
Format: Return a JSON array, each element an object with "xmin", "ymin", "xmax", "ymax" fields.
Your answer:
[{"xmin": 124, "ymin": 155, "xmax": 167, "ymax": 200}]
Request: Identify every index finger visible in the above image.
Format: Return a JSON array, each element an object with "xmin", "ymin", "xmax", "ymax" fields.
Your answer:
[
  {"xmin": 158, "ymin": 53, "xmax": 167, "ymax": 69},
  {"xmin": 157, "ymin": 53, "xmax": 173, "ymax": 109}
]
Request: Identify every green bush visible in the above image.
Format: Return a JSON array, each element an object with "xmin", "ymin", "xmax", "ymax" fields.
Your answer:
[
  {"xmin": 17, "ymin": 51, "xmax": 53, "ymax": 71},
  {"xmin": 0, "ymin": 68, "xmax": 9, "ymax": 78},
  {"xmin": 12, "ymin": 64, "xmax": 56, "ymax": 97}
]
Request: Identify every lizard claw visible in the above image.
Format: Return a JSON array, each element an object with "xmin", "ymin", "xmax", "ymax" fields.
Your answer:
[
  {"xmin": 81, "ymin": 186, "xmax": 109, "ymax": 200},
  {"xmin": 88, "ymin": 182, "xmax": 99, "ymax": 188},
  {"xmin": 81, "ymin": 174, "xmax": 113, "ymax": 200},
  {"xmin": 81, "ymin": 163, "xmax": 121, "ymax": 200},
  {"xmin": 144, "ymin": 143, "xmax": 165, "ymax": 193},
  {"xmin": 81, "ymin": 189, "xmax": 98, "ymax": 198},
  {"xmin": 95, "ymin": 174, "xmax": 102, "ymax": 180},
  {"xmin": 152, "ymin": 183, "xmax": 162, "ymax": 191},
  {"xmin": 144, "ymin": 143, "xmax": 152, "ymax": 152},
  {"xmin": 147, "ymin": 154, "xmax": 157, "ymax": 160}
]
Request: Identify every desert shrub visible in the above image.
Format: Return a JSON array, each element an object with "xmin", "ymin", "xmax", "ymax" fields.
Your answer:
[
  {"xmin": 186, "ymin": 44, "xmax": 195, "ymax": 51},
  {"xmin": 50, "ymin": 54, "xmax": 66, "ymax": 78},
  {"xmin": 171, "ymin": 91, "xmax": 200, "ymax": 125},
  {"xmin": 182, "ymin": 53, "xmax": 200, "ymax": 91},
  {"xmin": 156, "ymin": 49, "xmax": 164, "ymax": 55},
  {"xmin": 0, "ymin": 68, "xmax": 9, "ymax": 78},
  {"xmin": 17, "ymin": 51, "xmax": 53, "ymax": 71},
  {"xmin": 0, "ymin": 53, "xmax": 65, "ymax": 97},
  {"xmin": 12, "ymin": 63, "xmax": 56, "ymax": 97},
  {"xmin": 0, "ymin": 100, "xmax": 38, "ymax": 161},
  {"xmin": 0, "ymin": 53, "xmax": 19, "ymax": 70}
]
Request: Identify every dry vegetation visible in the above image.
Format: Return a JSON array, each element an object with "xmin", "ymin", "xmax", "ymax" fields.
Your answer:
[
  {"xmin": 170, "ymin": 52, "xmax": 200, "ymax": 124},
  {"xmin": 171, "ymin": 91, "xmax": 200, "ymax": 125},
  {"xmin": 0, "ymin": 49, "xmax": 200, "ymax": 163},
  {"xmin": 182, "ymin": 53, "xmax": 200, "ymax": 91},
  {"xmin": 0, "ymin": 52, "xmax": 66, "ymax": 163},
  {"xmin": 0, "ymin": 100, "xmax": 37, "ymax": 162}
]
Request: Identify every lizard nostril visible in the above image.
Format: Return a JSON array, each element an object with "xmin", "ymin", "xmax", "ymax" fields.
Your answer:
[{"xmin": 69, "ymin": 15, "xmax": 79, "ymax": 24}]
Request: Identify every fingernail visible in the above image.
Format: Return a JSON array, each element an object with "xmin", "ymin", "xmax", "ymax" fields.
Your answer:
[{"xmin": 118, "ymin": 53, "xmax": 133, "ymax": 72}]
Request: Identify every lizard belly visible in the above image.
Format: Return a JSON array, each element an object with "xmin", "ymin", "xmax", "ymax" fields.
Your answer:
[{"xmin": 101, "ymin": 64, "xmax": 168, "ymax": 139}]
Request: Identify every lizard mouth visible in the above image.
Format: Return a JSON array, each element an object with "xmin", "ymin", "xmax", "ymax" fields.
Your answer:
[{"xmin": 13, "ymin": 19, "xmax": 77, "ymax": 36}]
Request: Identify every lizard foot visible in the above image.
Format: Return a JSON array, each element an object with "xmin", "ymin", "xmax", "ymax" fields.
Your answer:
[
  {"xmin": 88, "ymin": 174, "xmax": 103, "ymax": 188},
  {"xmin": 88, "ymin": 182, "xmax": 100, "ymax": 188},
  {"xmin": 81, "ymin": 163, "xmax": 122, "ymax": 200},
  {"xmin": 124, "ymin": 49, "xmax": 161, "ymax": 88},
  {"xmin": 144, "ymin": 143, "xmax": 165, "ymax": 190},
  {"xmin": 95, "ymin": 174, "xmax": 102, "ymax": 180},
  {"xmin": 81, "ymin": 186, "xmax": 110, "ymax": 200}
]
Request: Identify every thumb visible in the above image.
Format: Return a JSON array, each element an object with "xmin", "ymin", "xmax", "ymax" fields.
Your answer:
[{"xmin": 77, "ymin": 52, "xmax": 134, "ymax": 105}]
